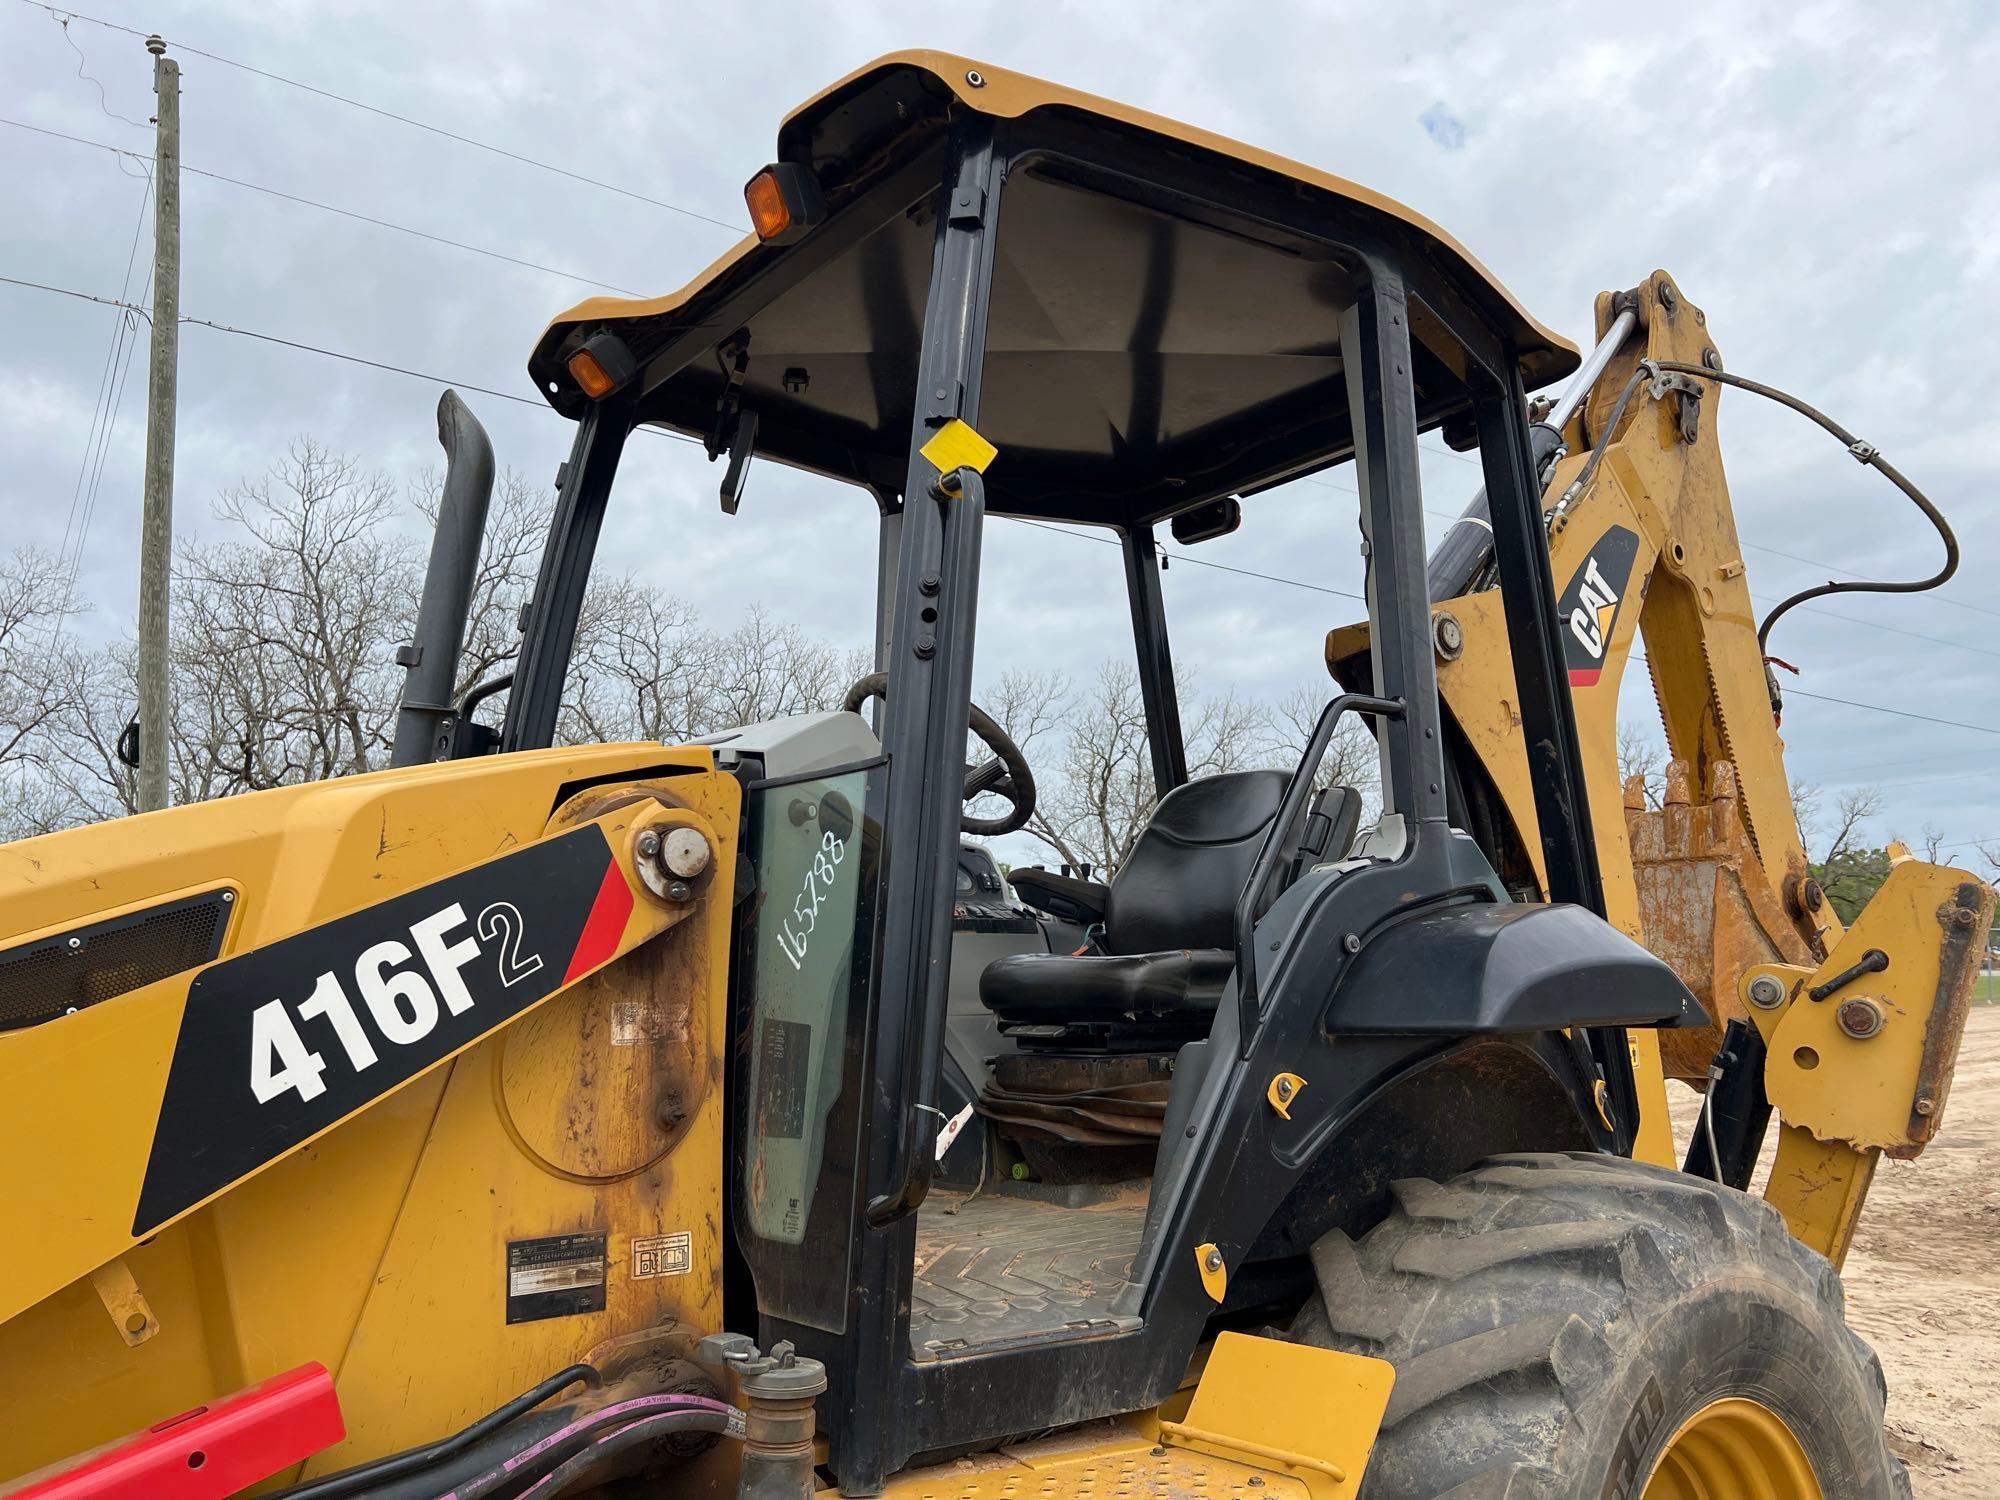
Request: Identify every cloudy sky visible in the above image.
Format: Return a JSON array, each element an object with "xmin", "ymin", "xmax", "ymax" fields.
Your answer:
[{"xmin": 3, "ymin": 1, "xmax": 1996, "ymax": 866}]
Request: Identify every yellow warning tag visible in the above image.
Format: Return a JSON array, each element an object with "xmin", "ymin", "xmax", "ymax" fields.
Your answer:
[{"xmin": 919, "ymin": 419, "xmax": 997, "ymax": 481}]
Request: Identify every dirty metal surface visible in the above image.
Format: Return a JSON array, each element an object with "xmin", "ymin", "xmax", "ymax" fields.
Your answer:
[
  {"xmin": 911, "ymin": 1188, "xmax": 1148, "ymax": 1360},
  {"xmin": 1625, "ymin": 758, "xmax": 1814, "ymax": 1079},
  {"xmin": 835, "ymin": 1418, "xmax": 1311, "ymax": 1500}
]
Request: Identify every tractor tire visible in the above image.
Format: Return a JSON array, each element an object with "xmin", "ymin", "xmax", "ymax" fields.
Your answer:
[{"xmin": 1288, "ymin": 1151, "xmax": 1907, "ymax": 1499}]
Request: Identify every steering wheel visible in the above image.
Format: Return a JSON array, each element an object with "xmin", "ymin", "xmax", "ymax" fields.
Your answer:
[{"xmin": 842, "ymin": 672, "xmax": 1037, "ymax": 837}]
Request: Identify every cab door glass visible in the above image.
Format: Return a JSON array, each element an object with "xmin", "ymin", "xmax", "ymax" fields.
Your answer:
[{"xmin": 735, "ymin": 763, "xmax": 881, "ymax": 1332}]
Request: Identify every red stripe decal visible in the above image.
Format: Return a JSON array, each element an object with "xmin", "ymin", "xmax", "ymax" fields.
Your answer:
[
  {"xmin": 563, "ymin": 857, "xmax": 634, "ymax": 985},
  {"xmin": 1568, "ymin": 667, "xmax": 1602, "ymax": 687}
]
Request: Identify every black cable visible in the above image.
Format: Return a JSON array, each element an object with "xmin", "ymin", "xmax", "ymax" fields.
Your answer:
[
  {"xmin": 272, "ymin": 1363, "xmax": 600, "ymax": 1500},
  {"xmin": 1648, "ymin": 360, "xmax": 1959, "ymax": 652}
]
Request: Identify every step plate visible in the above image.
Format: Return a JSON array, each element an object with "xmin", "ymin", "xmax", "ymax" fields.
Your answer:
[{"xmin": 839, "ymin": 1419, "xmax": 1311, "ymax": 1500}]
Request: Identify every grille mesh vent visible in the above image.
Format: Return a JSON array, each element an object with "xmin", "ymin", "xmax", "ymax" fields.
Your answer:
[{"xmin": 0, "ymin": 889, "xmax": 233, "ymax": 1031}]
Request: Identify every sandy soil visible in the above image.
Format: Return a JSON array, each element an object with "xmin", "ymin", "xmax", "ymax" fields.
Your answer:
[{"xmin": 1667, "ymin": 1004, "xmax": 2000, "ymax": 1498}]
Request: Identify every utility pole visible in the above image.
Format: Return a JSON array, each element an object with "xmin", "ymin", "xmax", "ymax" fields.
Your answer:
[{"xmin": 135, "ymin": 36, "xmax": 179, "ymax": 813}]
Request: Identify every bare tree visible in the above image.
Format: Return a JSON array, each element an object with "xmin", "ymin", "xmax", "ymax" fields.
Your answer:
[
  {"xmin": 0, "ymin": 549, "xmax": 83, "ymax": 839},
  {"xmin": 1803, "ymin": 785, "xmax": 1883, "ymax": 866},
  {"xmin": 1265, "ymin": 685, "xmax": 1381, "ymax": 804},
  {"xmin": 1616, "ymin": 722, "xmax": 1667, "ymax": 810},
  {"xmin": 414, "ymin": 465, "xmax": 552, "ymax": 702},
  {"xmin": 705, "ymin": 606, "xmax": 871, "ymax": 729},
  {"xmin": 988, "ymin": 665, "xmax": 1347, "ymax": 874},
  {"xmin": 561, "ymin": 577, "xmax": 710, "ymax": 744},
  {"xmin": 175, "ymin": 440, "xmax": 420, "ymax": 789}
]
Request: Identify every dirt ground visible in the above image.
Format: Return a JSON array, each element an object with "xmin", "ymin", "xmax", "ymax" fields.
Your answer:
[{"xmin": 1666, "ymin": 1004, "xmax": 2000, "ymax": 1498}]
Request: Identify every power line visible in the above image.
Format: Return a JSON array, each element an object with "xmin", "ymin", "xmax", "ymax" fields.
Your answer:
[
  {"xmin": 1741, "ymin": 538, "xmax": 2000, "ymax": 622},
  {"xmin": 11, "ymin": 276, "xmax": 1999, "ymax": 745},
  {"xmin": 60, "ymin": 173, "xmax": 151, "ymax": 569},
  {"xmin": 1780, "ymin": 687, "xmax": 2000, "ymax": 739},
  {"xmin": 26, "ymin": 5, "xmax": 1996, "ymax": 645},
  {"xmin": 47, "ymin": 7, "xmax": 148, "ymax": 129},
  {"xmin": 0, "ymin": 273, "xmax": 149, "ymax": 315},
  {"xmin": 1, "ymin": 117, "xmax": 643, "ymax": 296},
  {"xmin": 1004, "ymin": 519, "xmax": 1365, "ymax": 602},
  {"xmin": 178, "ymin": 314, "xmax": 558, "ymax": 412},
  {"xmin": 1744, "ymin": 592, "xmax": 2000, "ymax": 662},
  {"xmin": 17, "ymin": 1, "xmax": 747, "ymax": 236}
]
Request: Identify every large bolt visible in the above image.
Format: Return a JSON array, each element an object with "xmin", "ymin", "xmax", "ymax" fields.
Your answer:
[
  {"xmin": 1836, "ymin": 998, "xmax": 1885, "ymax": 1040},
  {"xmin": 636, "ymin": 829, "xmax": 661, "ymax": 860},
  {"xmin": 1433, "ymin": 610, "xmax": 1464, "ymax": 662},
  {"xmin": 1203, "ymin": 1248, "xmax": 1224, "ymax": 1273},
  {"xmin": 1747, "ymin": 974, "xmax": 1785, "ymax": 1009},
  {"xmin": 661, "ymin": 827, "xmax": 712, "ymax": 879}
]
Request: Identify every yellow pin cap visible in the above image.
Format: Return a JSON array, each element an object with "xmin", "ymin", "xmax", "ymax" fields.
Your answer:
[
  {"xmin": 1195, "ymin": 1242, "xmax": 1227, "ymax": 1303},
  {"xmin": 919, "ymin": 418, "xmax": 997, "ymax": 482}
]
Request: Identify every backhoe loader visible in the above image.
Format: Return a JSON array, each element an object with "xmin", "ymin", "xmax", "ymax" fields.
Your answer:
[{"xmin": 0, "ymin": 52, "xmax": 1988, "ymax": 1500}]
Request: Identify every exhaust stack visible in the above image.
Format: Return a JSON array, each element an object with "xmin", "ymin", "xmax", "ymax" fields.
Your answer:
[{"xmin": 391, "ymin": 390, "xmax": 495, "ymax": 767}]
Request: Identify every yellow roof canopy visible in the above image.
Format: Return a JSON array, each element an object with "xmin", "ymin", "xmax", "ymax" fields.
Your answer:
[{"xmin": 530, "ymin": 53, "xmax": 1579, "ymax": 527}]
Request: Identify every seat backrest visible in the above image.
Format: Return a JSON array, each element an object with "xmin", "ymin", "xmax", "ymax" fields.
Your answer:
[{"xmin": 1102, "ymin": 769, "xmax": 1288, "ymax": 954}]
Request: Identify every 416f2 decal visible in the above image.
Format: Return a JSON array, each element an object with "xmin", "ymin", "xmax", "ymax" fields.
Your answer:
[{"xmin": 134, "ymin": 825, "xmax": 633, "ymax": 1236}]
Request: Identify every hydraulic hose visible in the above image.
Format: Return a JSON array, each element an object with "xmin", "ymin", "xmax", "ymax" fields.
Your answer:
[
  {"xmin": 443, "ymin": 1393, "xmax": 743, "ymax": 1500},
  {"xmin": 1644, "ymin": 360, "xmax": 1959, "ymax": 650},
  {"xmin": 1550, "ymin": 364, "xmax": 1650, "ymax": 519},
  {"xmin": 511, "ymin": 1410, "xmax": 740, "ymax": 1499},
  {"xmin": 272, "ymin": 1364, "xmax": 601, "ymax": 1500}
]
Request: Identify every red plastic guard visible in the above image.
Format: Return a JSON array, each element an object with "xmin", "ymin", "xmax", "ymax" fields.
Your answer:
[{"xmin": 13, "ymin": 1362, "xmax": 344, "ymax": 1499}]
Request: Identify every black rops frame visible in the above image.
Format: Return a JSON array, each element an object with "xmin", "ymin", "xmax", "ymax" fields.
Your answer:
[
  {"xmin": 1121, "ymin": 525, "xmax": 1188, "ymax": 796},
  {"xmin": 818, "ymin": 119, "xmax": 1623, "ymax": 1492},
  {"xmin": 495, "ymin": 106, "xmax": 1629, "ymax": 1494}
]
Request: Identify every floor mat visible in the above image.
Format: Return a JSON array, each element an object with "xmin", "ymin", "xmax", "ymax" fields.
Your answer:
[{"xmin": 910, "ymin": 1185, "xmax": 1149, "ymax": 1361}]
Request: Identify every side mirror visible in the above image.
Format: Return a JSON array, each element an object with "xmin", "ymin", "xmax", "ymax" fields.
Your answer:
[{"xmin": 720, "ymin": 408, "xmax": 759, "ymax": 516}]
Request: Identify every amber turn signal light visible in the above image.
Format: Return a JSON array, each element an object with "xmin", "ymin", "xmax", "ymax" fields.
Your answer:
[
  {"xmin": 565, "ymin": 333, "xmax": 637, "ymax": 401},
  {"xmin": 568, "ymin": 350, "xmax": 616, "ymax": 399},
  {"xmin": 743, "ymin": 162, "xmax": 824, "ymax": 245}
]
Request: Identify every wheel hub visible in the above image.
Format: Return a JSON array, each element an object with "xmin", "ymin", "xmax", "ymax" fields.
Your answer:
[{"xmin": 1642, "ymin": 1396, "xmax": 1822, "ymax": 1499}]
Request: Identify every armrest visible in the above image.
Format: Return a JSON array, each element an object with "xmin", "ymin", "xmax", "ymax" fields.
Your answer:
[{"xmin": 1007, "ymin": 867, "xmax": 1110, "ymax": 926}]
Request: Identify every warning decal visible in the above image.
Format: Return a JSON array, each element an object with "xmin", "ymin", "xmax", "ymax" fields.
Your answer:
[{"xmin": 631, "ymin": 1230, "xmax": 693, "ymax": 1280}]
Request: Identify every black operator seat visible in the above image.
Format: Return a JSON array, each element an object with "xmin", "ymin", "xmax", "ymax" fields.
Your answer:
[{"xmin": 982, "ymin": 768, "xmax": 1313, "ymax": 1050}]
